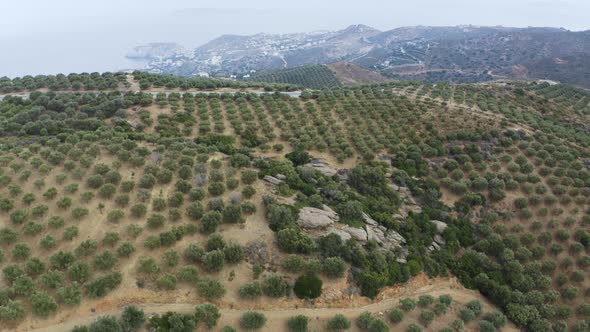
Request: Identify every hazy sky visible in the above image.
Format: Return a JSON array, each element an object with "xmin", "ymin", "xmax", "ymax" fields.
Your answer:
[{"xmin": 1, "ymin": 0, "xmax": 588, "ymax": 77}]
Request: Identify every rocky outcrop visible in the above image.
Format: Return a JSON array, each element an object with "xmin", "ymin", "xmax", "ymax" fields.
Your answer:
[
  {"xmin": 389, "ymin": 183, "xmax": 422, "ymax": 218},
  {"xmin": 303, "ymin": 158, "xmax": 339, "ymax": 177},
  {"xmin": 297, "ymin": 205, "xmax": 339, "ymax": 229},
  {"xmin": 342, "ymin": 225, "xmax": 368, "ymax": 242},
  {"xmin": 263, "ymin": 175, "xmax": 284, "ymax": 186},
  {"xmin": 430, "ymin": 220, "xmax": 448, "ymax": 234},
  {"xmin": 427, "ymin": 221, "xmax": 448, "ymax": 253}
]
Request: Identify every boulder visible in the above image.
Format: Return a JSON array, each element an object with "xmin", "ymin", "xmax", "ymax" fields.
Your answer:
[
  {"xmin": 263, "ymin": 175, "xmax": 283, "ymax": 186},
  {"xmin": 343, "ymin": 226, "xmax": 368, "ymax": 242},
  {"xmin": 366, "ymin": 226, "xmax": 385, "ymax": 244},
  {"xmin": 297, "ymin": 206, "xmax": 339, "ymax": 229},
  {"xmin": 362, "ymin": 212, "xmax": 378, "ymax": 226},
  {"xmin": 434, "ymin": 234, "xmax": 445, "ymax": 245},
  {"xmin": 275, "ymin": 174, "xmax": 287, "ymax": 181},
  {"xmin": 430, "ymin": 220, "xmax": 448, "ymax": 234},
  {"xmin": 384, "ymin": 231, "xmax": 406, "ymax": 248},
  {"xmin": 327, "ymin": 228, "xmax": 352, "ymax": 242}
]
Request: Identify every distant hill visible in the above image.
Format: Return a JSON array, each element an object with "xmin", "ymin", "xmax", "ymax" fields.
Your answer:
[{"xmin": 132, "ymin": 24, "xmax": 590, "ymax": 87}]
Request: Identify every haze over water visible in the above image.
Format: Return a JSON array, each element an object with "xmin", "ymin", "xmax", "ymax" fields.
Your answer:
[{"xmin": 1, "ymin": 0, "xmax": 588, "ymax": 77}]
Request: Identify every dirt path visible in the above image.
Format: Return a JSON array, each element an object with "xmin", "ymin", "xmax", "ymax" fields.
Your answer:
[{"xmin": 24, "ymin": 276, "xmax": 517, "ymax": 332}]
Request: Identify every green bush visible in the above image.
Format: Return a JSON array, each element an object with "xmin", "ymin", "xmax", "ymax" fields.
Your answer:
[
  {"xmin": 418, "ymin": 295, "xmax": 434, "ymax": 307},
  {"xmin": 419, "ymin": 310, "xmax": 435, "ymax": 327},
  {"xmin": 208, "ymin": 182, "xmax": 225, "ymax": 196},
  {"xmin": 240, "ymin": 311, "xmax": 266, "ymax": 330},
  {"xmin": 263, "ymin": 274, "xmax": 289, "ymax": 298},
  {"xmin": 223, "ymin": 243, "xmax": 244, "ymax": 264},
  {"xmin": 327, "ymin": 314, "xmax": 351, "ymax": 331},
  {"xmin": 148, "ymin": 312, "xmax": 194, "ymax": 332},
  {"xmin": 30, "ymin": 291, "xmax": 58, "ymax": 316},
  {"xmin": 89, "ymin": 315, "xmax": 122, "ymax": 332},
  {"xmin": 222, "ymin": 204, "xmax": 243, "ymax": 223},
  {"xmin": 288, "ymin": 315, "xmax": 309, "ymax": 332},
  {"xmin": 239, "ymin": 282, "xmax": 263, "ymax": 299},
  {"xmin": 276, "ymin": 228, "xmax": 316, "ymax": 254},
  {"xmin": 400, "ymin": 298, "xmax": 417, "ymax": 311},
  {"xmin": 194, "ymin": 303, "xmax": 220, "ymax": 329},
  {"xmin": 196, "ymin": 278, "xmax": 226, "ymax": 300},
  {"xmin": 322, "ymin": 257, "xmax": 347, "ymax": 278},
  {"xmin": 157, "ymin": 274, "xmax": 177, "ymax": 290},
  {"xmin": 388, "ymin": 308, "xmax": 404, "ymax": 323},
  {"xmin": 121, "ymin": 305, "xmax": 145, "ymax": 331},
  {"xmin": 293, "ymin": 274, "xmax": 322, "ymax": 299}
]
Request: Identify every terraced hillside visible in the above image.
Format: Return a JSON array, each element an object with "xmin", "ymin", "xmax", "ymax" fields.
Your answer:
[
  {"xmin": 0, "ymin": 73, "xmax": 588, "ymax": 332},
  {"xmin": 247, "ymin": 65, "xmax": 342, "ymax": 89}
]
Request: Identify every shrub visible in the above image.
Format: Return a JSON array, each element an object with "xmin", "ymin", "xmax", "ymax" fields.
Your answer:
[
  {"xmin": 85, "ymin": 272, "xmax": 123, "ymax": 298},
  {"xmin": 93, "ymin": 251, "xmax": 118, "ymax": 271},
  {"xmin": 0, "ymin": 299, "xmax": 25, "ymax": 322},
  {"xmin": 263, "ymin": 274, "xmax": 289, "ymax": 298},
  {"xmin": 30, "ymin": 291, "xmax": 58, "ymax": 316},
  {"xmin": 242, "ymin": 170, "xmax": 258, "ymax": 184},
  {"xmin": 98, "ymin": 184, "xmax": 117, "ymax": 198},
  {"xmin": 147, "ymin": 214, "xmax": 166, "ymax": 229},
  {"xmin": 107, "ymin": 209, "xmax": 125, "ymax": 223},
  {"xmin": 56, "ymin": 284, "xmax": 82, "ymax": 306},
  {"xmin": 406, "ymin": 324, "xmax": 423, "ymax": 332},
  {"xmin": 177, "ymin": 266, "xmax": 199, "ymax": 283},
  {"xmin": 223, "ymin": 243, "xmax": 244, "ymax": 264},
  {"xmin": 400, "ymin": 298, "xmax": 417, "ymax": 311},
  {"xmin": 157, "ymin": 274, "xmax": 177, "ymax": 290},
  {"xmin": 482, "ymin": 311, "xmax": 507, "ymax": 329},
  {"xmin": 389, "ymin": 308, "xmax": 404, "ymax": 323},
  {"xmin": 121, "ymin": 305, "xmax": 145, "ymax": 331},
  {"xmin": 293, "ymin": 274, "xmax": 322, "ymax": 299},
  {"xmin": 50, "ymin": 251, "xmax": 75, "ymax": 270},
  {"xmin": 201, "ymin": 211, "xmax": 221, "ymax": 234},
  {"xmin": 137, "ymin": 258, "xmax": 160, "ymax": 275},
  {"xmin": 130, "ymin": 204, "xmax": 147, "ymax": 218},
  {"xmin": 465, "ymin": 300, "xmax": 483, "ymax": 316},
  {"xmin": 208, "ymin": 182, "xmax": 225, "ymax": 196},
  {"xmin": 239, "ymin": 282, "xmax": 263, "ymax": 299},
  {"xmin": 25, "ymin": 258, "xmax": 45, "ymax": 276},
  {"xmin": 240, "ymin": 311, "xmax": 266, "ymax": 330},
  {"xmin": 149, "ymin": 312, "xmax": 196, "ymax": 332},
  {"xmin": 418, "ymin": 295, "xmax": 434, "ymax": 307},
  {"xmin": 242, "ymin": 185, "xmax": 256, "ymax": 198},
  {"xmin": 478, "ymin": 320, "xmax": 496, "ymax": 332},
  {"xmin": 419, "ymin": 310, "xmax": 435, "ymax": 327},
  {"xmin": 288, "ymin": 315, "xmax": 309, "ymax": 332},
  {"xmin": 186, "ymin": 202, "xmax": 204, "ymax": 220},
  {"xmin": 327, "ymin": 314, "xmax": 351, "ymax": 331},
  {"xmin": 203, "ymin": 250, "xmax": 225, "ymax": 272},
  {"xmin": 12, "ymin": 243, "xmax": 31, "ymax": 261},
  {"xmin": 283, "ymin": 255, "xmax": 306, "ymax": 273},
  {"xmin": 68, "ymin": 262, "xmax": 92, "ymax": 283},
  {"xmin": 194, "ymin": 303, "xmax": 220, "ymax": 329},
  {"xmin": 356, "ymin": 311, "xmax": 374, "ymax": 330},
  {"xmin": 459, "ymin": 308, "xmax": 476, "ymax": 322},
  {"xmin": 222, "ymin": 204, "xmax": 243, "ymax": 223},
  {"xmin": 196, "ymin": 278, "xmax": 226, "ymax": 300},
  {"xmin": 276, "ymin": 228, "xmax": 315, "ymax": 254},
  {"xmin": 322, "ymin": 257, "xmax": 347, "ymax": 278},
  {"xmin": 89, "ymin": 315, "xmax": 122, "ymax": 332},
  {"xmin": 438, "ymin": 294, "xmax": 453, "ymax": 306}
]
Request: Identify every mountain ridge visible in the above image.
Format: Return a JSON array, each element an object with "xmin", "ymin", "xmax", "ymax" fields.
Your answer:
[{"xmin": 129, "ymin": 24, "xmax": 590, "ymax": 87}]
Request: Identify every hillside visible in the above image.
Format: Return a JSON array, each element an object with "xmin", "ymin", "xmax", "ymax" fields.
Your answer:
[
  {"xmin": 0, "ymin": 72, "xmax": 589, "ymax": 332},
  {"xmin": 247, "ymin": 65, "xmax": 342, "ymax": 89},
  {"xmin": 328, "ymin": 62, "xmax": 392, "ymax": 86},
  {"xmin": 133, "ymin": 25, "xmax": 590, "ymax": 87}
]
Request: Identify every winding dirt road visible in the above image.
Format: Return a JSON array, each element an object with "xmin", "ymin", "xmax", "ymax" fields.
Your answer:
[{"xmin": 20, "ymin": 276, "xmax": 517, "ymax": 332}]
